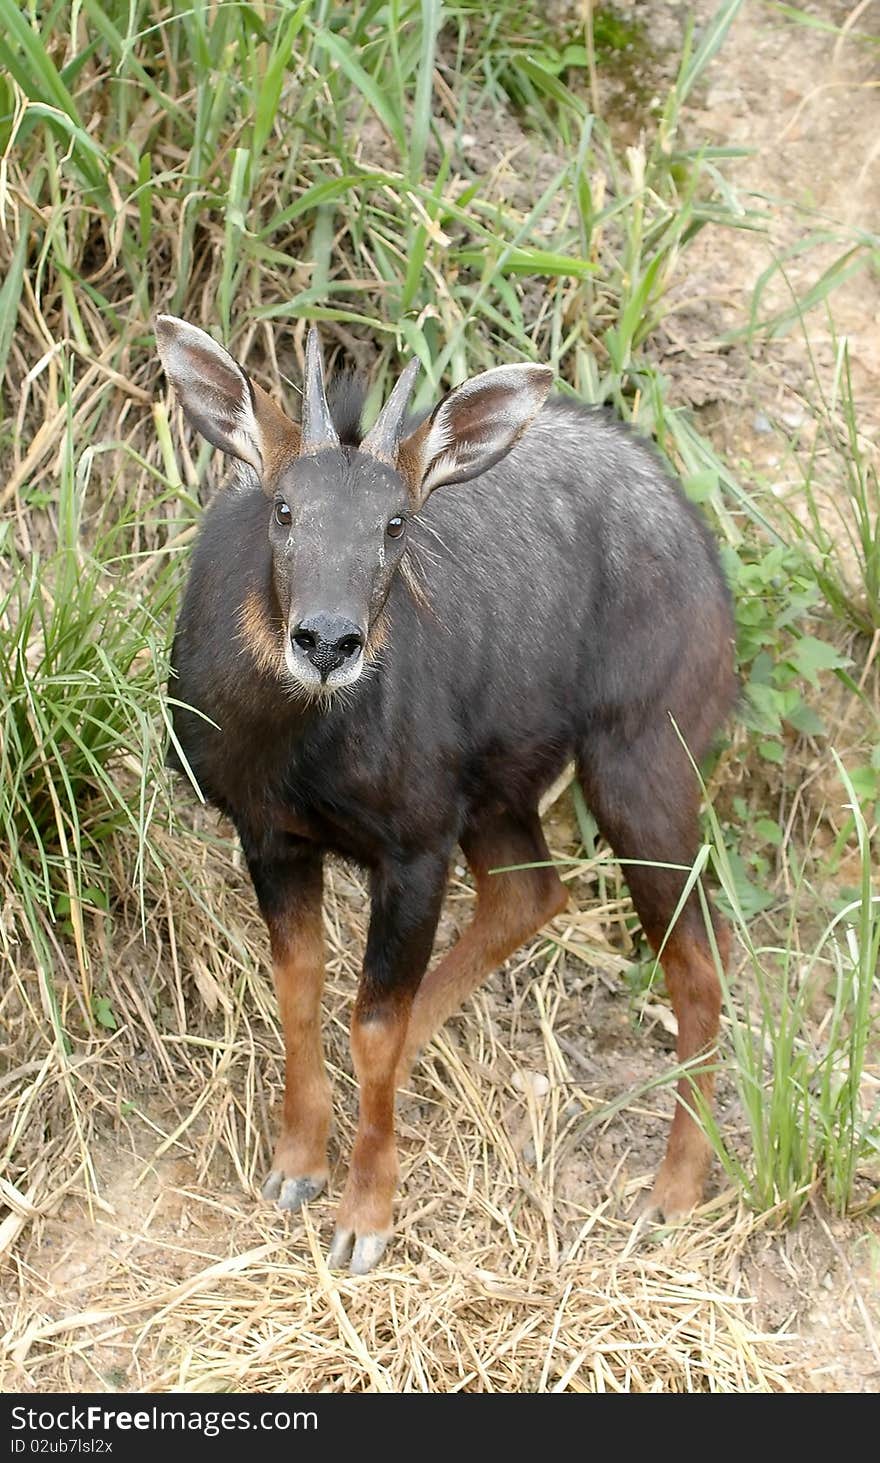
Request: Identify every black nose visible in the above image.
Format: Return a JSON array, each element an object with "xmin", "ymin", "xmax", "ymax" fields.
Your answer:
[{"xmin": 291, "ymin": 614, "xmax": 364, "ymax": 678}]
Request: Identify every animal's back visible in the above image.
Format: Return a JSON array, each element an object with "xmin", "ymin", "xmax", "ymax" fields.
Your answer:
[{"xmin": 408, "ymin": 397, "xmax": 735, "ymax": 756}]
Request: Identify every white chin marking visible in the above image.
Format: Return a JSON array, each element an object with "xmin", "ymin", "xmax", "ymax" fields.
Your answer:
[
  {"xmin": 326, "ymin": 652, "xmax": 364, "ymax": 690},
  {"xmin": 283, "ymin": 646, "xmax": 365, "ymax": 698}
]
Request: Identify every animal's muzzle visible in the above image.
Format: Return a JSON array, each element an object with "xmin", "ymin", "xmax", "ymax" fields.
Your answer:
[{"xmin": 290, "ymin": 614, "xmax": 364, "ymax": 679}]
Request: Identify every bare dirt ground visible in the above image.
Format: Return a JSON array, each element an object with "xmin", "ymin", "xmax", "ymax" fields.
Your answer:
[
  {"xmin": 2, "ymin": 2, "xmax": 878, "ymax": 1393},
  {"xmin": 666, "ymin": 0, "xmax": 880, "ymax": 457}
]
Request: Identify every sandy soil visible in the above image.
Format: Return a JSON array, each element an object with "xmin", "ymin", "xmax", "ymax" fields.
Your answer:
[{"xmin": 665, "ymin": 0, "xmax": 880, "ymax": 449}]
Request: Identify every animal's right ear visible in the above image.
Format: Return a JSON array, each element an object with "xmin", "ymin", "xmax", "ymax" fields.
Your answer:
[{"xmin": 155, "ymin": 316, "xmax": 299, "ymax": 482}]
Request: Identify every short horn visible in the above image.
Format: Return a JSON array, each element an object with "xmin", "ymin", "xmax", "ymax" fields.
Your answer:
[
  {"xmin": 300, "ymin": 326, "xmax": 340, "ymax": 454},
  {"xmin": 360, "ymin": 357, "xmax": 421, "ymax": 464}
]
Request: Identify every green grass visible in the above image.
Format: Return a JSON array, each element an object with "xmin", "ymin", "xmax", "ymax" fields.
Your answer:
[
  {"xmin": 0, "ymin": 421, "xmax": 185, "ymax": 1030},
  {"xmin": 699, "ymin": 755, "xmax": 880, "ymax": 1220},
  {"xmin": 766, "ymin": 331, "xmax": 880, "ymax": 637},
  {"xmin": 0, "ymin": 0, "xmax": 877, "ymax": 1227}
]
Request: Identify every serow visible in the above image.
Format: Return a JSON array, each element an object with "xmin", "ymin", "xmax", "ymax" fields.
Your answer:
[{"xmin": 156, "ymin": 317, "xmax": 736, "ymax": 1275}]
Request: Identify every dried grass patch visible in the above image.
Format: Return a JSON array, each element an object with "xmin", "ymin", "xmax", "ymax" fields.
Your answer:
[{"xmin": 1, "ymin": 824, "xmax": 792, "ymax": 1394}]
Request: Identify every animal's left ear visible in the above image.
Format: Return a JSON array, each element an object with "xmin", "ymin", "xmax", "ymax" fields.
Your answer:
[{"xmin": 398, "ymin": 363, "xmax": 553, "ymax": 508}]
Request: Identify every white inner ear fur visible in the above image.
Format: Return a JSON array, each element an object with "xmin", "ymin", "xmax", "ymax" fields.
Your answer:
[
  {"xmin": 419, "ymin": 363, "xmax": 552, "ymax": 494},
  {"xmin": 156, "ymin": 315, "xmax": 263, "ymax": 475}
]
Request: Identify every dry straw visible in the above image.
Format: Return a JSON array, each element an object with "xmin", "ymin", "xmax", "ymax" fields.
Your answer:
[{"xmin": 1, "ymin": 824, "xmax": 792, "ymax": 1394}]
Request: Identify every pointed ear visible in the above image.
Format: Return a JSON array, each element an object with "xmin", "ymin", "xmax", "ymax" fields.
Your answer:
[
  {"xmin": 398, "ymin": 363, "xmax": 553, "ymax": 507},
  {"xmin": 155, "ymin": 315, "xmax": 299, "ymax": 481}
]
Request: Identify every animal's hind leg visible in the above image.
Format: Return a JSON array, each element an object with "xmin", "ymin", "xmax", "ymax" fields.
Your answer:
[
  {"xmin": 399, "ymin": 810, "xmax": 569, "ymax": 1082},
  {"xmin": 579, "ymin": 729, "xmax": 728, "ymax": 1219}
]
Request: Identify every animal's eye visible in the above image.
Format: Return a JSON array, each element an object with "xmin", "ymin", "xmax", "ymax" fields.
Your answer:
[
  {"xmin": 274, "ymin": 501, "xmax": 292, "ymax": 528},
  {"xmin": 386, "ymin": 515, "xmax": 405, "ymax": 539}
]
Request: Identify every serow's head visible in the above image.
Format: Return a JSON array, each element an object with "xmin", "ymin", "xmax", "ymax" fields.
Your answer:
[{"xmin": 156, "ymin": 317, "xmax": 552, "ymax": 698}]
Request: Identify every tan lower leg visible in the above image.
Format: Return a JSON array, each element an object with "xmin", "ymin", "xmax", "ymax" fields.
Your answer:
[
  {"xmin": 265, "ymin": 909, "xmax": 331, "ymax": 1192},
  {"xmin": 650, "ymin": 928, "xmax": 724, "ymax": 1216},
  {"xmin": 335, "ymin": 997, "xmax": 411, "ymax": 1244},
  {"xmin": 402, "ymin": 860, "xmax": 567, "ymax": 1074}
]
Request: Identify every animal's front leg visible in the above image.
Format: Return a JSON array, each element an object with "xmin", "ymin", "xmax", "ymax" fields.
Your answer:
[
  {"xmin": 246, "ymin": 840, "xmax": 331, "ymax": 1212},
  {"xmin": 329, "ymin": 851, "xmax": 448, "ymax": 1275}
]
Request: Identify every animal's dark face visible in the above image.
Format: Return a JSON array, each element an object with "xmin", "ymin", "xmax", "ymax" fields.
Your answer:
[
  {"xmin": 155, "ymin": 315, "xmax": 553, "ymax": 704},
  {"xmin": 270, "ymin": 449, "xmax": 410, "ymax": 693}
]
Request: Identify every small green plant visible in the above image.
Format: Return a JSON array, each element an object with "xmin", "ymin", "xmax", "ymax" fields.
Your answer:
[{"xmin": 728, "ymin": 542, "xmax": 848, "ymax": 759}]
